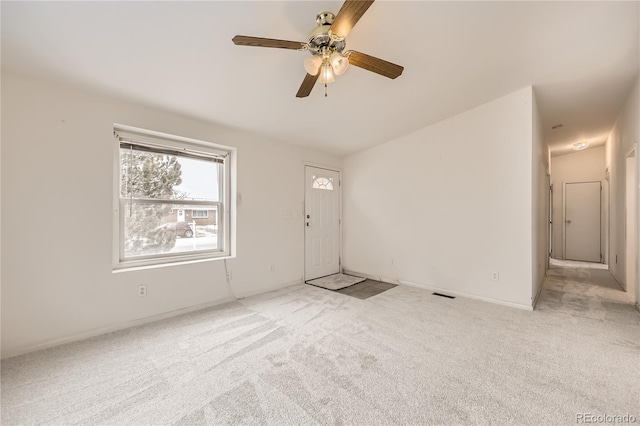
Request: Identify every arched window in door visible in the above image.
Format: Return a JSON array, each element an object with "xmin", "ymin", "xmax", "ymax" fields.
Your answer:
[{"xmin": 312, "ymin": 176, "xmax": 334, "ymax": 191}]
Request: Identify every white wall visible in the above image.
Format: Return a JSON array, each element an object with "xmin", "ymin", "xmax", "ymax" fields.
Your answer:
[
  {"xmin": 1, "ymin": 72, "xmax": 341, "ymax": 358},
  {"xmin": 606, "ymin": 76, "xmax": 639, "ymax": 294},
  {"xmin": 550, "ymin": 146, "xmax": 606, "ymax": 260},
  {"xmin": 532, "ymin": 89, "xmax": 550, "ymax": 305},
  {"xmin": 343, "ymin": 87, "xmax": 534, "ymax": 309},
  {"xmin": 0, "ymin": 68, "xmax": 3, "ymax": 359},
  {"xmin": 625, "ymin": 155, "xmax": 636, "ymax": 299}
]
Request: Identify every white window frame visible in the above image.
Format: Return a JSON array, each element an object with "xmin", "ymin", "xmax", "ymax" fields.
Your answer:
[
  {"xmin": 112, "ymin": 125, "xmax": 234, "ymax": 270},
  {"xmin": 191, "ymin": 209, "xmax": 209, "ymax": 219}
]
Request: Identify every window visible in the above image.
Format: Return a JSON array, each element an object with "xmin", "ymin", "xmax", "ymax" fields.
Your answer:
[
  {"xmin": 312, "ymin": 176, "xmax": 334, "ymax": 190},
  {"xmin": 191, "ymin": 209, "xmax": 208, "ymax": 218},
  {"xmin": 113, "ymin": 126, "xmax": 232, "ymax": 269}
]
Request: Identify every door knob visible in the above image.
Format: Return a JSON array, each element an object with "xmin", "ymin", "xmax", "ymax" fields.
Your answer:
[
  {"xmin": 306, "ymin": 215, "xmax": 310, "ymax": 219},
  {"xmin": 566, "ymin": 220, "xmax": 572, "ymax": 224}
]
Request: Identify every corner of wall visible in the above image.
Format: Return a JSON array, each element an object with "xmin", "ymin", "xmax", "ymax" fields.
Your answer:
[
  {"xmin": 531, "ymin": 86, "xmax": 549, "ymax": 303},
  {"xmin": 607, "ymin": 74, "xmax": 640, "ymax": 289}
]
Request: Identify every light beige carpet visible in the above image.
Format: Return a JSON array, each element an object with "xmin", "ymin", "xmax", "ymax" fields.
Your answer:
[
  {"xmin": 2, "ymin": 264, "xmax": 638, "ymax": 425},
  {"xmin": 306, "ymin": 273, "xmax": 366, "ymax": 290}
]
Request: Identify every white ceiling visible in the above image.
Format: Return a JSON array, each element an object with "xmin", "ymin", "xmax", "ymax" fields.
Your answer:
[{"xmin": 2, "ymin": 1, "xmax": 638, "ymax": 157}]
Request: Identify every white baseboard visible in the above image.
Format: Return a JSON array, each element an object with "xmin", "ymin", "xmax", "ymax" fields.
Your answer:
[
  {"xmin": 531, "ymin": 273, "xmax": 547, "ymax": 310},
  {"xmin": 343, "ymin": 269, "xmax": 533, "ymax": 311},
  {"xmin": 2, "ymin": 279, "xmax": 303, "ymax": 360},
  {"xmin": 398, "ymin": 279, "xmax": 534, "ymax": 311},
  {"xmin": 342, "ymin": 270, "xmax": 400, "ymax": 285},
  {"xmin": 609, "ymin": 268, "xmax": 627, "ymax": 291},
  {"xmin": 2, "ymin": 297, "xmax": 233, "ymax": 360},
  {"xmin": 236, "ymin": 279, "xmax": 302, "ymax": 299}
]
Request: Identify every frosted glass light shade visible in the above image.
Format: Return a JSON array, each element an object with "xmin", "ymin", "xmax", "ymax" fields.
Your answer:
[
  {"xmin": 318, "ymin": 63, "xmax": 335, "ymax": 84},
  {"xmin": 303, "ymin": 56, "xmax": 322, "ymax": 76},
  {"xmin": 330, "ymin": 52, "xmax": 349, "ymax": 75},
  {"xmin": 573, "ymin": 142, "xmax": 589, "ymax": 151}
]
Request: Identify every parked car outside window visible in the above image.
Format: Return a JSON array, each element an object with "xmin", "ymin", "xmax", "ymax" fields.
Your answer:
[{"xmin": 156, "ymin": 221, "xmax": 194, "ymax": 238}]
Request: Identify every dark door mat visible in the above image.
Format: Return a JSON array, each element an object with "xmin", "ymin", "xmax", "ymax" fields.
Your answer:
[{"xmin": 335, "ymin": 279, "xmax": 397, "ymax": 299}]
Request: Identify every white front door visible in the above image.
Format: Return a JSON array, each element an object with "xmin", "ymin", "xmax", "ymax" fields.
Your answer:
[
  {"xmin": 564, "ymin": 181, "xmax": 601, "ymax": 262},
  {"xmin": 305, "ymin": 166, "xmax": 340, "ymax": 281}
]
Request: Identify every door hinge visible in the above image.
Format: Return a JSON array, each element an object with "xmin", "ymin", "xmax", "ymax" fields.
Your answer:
[{"xmin": 339, "ymin": 257, "xmax": 341, "ymax": 266}]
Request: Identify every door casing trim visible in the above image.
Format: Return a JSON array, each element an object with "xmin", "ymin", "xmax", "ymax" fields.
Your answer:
[
  {"xmin": 303, "ymin": 163, "xmax": 343, "ymax": 281},
  {"xmin": 563, "ymin": 180, "xmax": 602, "ymax": 262}
]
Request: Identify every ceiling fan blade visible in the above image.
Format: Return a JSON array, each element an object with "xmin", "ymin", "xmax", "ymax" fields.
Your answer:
[
  {"xmin": 296, "ymin": 73, "xmax": 320, "ymax": 98},
  {"xmin": 232, "ymin": 35, "xmax": 305, "ymax": 50},
  {"xmin": 330, "ymin": 0, "xmax": 375, "ymax": 38},
  {"xmin": 347, "ymin": 51, "xmax": 404, "ymax": 79}
]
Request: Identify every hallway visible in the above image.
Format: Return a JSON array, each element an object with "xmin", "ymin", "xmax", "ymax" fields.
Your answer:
[{"xmin": 538, "ymin": 258, "xmax": 637, "ymax": 318}]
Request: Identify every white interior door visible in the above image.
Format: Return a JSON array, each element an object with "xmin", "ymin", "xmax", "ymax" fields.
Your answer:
[
  {"xmin": 564, "ymin": 181, "xmax": 601, "ymax": 262},
  {"xmin": 305, "ymin": 166, "xmax": 340, "ymax": 281}
]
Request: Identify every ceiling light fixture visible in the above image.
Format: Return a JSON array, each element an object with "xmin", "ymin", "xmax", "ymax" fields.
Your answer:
[
  {"xmin": 573, "ymin": 142, "xmax": 588, "ymax": 151},
  {"xmin": 303, "ymin": 56, "xmax": 322, "ymax": 76},
  {"xmin": 304, "ymin": 45, "xmax": 348, "ymax": 96},
  {"xmin": 232, "ymin": 2, "xmax": 404, "ymax": 98},
  {"xmin": 330, "ymin": 52, "xmax": 349, "ymax": 75},
  {"xmin": 318, "ymin": 57, "xmax": 336, "ymax": 84}
]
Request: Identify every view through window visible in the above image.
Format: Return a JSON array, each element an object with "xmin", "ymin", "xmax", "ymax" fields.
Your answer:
[{"xmin": 115, "ymin": 128, "xmax": 230, "ymax": 267}]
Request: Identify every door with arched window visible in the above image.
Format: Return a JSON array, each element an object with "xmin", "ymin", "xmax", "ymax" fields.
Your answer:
[{"xmin": 305, "ymin": 165, "xmax": 341, "ymax": 281}]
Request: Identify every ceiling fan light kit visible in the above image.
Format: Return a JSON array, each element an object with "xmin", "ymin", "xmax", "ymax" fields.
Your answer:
[
  {"xmin": 231, "ymin": 0, "xmax": 403, "ymax": 98},
  {"xmin": 319, "ymin": 59, "xmax": 336, "ymax": 85},
  {"xmin": 330, "ymin": 52, "xmax": 349, "ymax": 75}
]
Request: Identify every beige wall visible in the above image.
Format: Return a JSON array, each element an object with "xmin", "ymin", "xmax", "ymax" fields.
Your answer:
[
  {"xmin": 605, "ymin": 75, "xmax": 639, "ymax": 297},
  {"xmin": 1, "ymin": 72, "xmax": 342, "ymax": 358},
  {"xmin": 343, "ymin": 87, "xmax": 535, "ymax": 309},
  {"xmin": 550, "ymin": 146, "xmax": 606, "ymax": 260},
  {"xmin": 532, "ymin": 89, "xmax": 550, "ymax": 305}
]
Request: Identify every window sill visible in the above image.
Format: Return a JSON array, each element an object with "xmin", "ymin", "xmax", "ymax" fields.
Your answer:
[{"xmin": 112, "ymin": 254, "xmax": 235, "ymax": 274}]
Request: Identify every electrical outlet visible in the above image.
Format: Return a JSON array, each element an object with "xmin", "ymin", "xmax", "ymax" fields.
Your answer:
[
  {"xmin": 138, "ymin": 285, "xmax": 147, "ymax": 297},
  {"xmin": 226, "ymin": 270, "xmax": 232, "ymax": 280},
  {"xmin": 491, "ymin": 272, "xmax": 499, "ymax": 281}
]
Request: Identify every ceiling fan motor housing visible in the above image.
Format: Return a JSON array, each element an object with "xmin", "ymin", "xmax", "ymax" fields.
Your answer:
[{"xmin": 307, "ymin": 11, "xmax": 346, "ymax": 56}]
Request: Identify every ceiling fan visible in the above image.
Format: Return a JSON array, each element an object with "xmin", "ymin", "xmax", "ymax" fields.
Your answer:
[{"xmin": 232, "ymin": 0, "xmax": 404, "ymax": 98}]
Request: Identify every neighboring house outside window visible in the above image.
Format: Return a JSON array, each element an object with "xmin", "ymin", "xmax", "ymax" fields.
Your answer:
[
  {"xmin": 191, "ymin": 209, "xmax": 209, "ymax": 219},
  {"xmin": 113, "ymin": 126, "xmax": 232, "ymax": 269}
]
